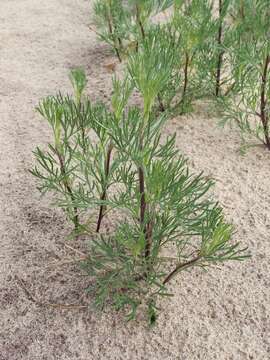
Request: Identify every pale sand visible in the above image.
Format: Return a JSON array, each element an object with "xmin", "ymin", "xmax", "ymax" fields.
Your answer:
[{"xmin": 0, "ymin": 1, "xmax": 269, "ymax": 359}]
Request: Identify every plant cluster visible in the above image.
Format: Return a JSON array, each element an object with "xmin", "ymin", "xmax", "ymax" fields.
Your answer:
[
  {"xmin": 93, "ymin": 0, "xmax": 234, "ymax": 112},
  {"xmin": 93, "ymin": 0, "xmax": 173, "ymax": 62},
  {"xmin": 93, "ymin": 0, "xmax": 270, "ymax": 150},
  {"xmin": 220, "ymin": 0, "xmax": 270, "ymax": 150},
  {"xmin": 32, "ymin": 63, "xmax": 248, "ymax": 323}
]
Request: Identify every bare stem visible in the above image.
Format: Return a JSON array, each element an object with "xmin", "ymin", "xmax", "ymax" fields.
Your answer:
[
  {"xmin": 260, "ymin": 53, "xmax": 270, "ymax": 149},
  {"xmin": 96, "ymin": 143, "xmax": 113, "ymax": 233},
  {"xmin": 163, "ymin": 255, "xmax": 201, "ymax": 285}
]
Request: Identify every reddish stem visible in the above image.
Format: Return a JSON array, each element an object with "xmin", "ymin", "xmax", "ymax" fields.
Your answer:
[
  {"xmin": 96, "ymin": 144, "xmax": 113, "ymax": 233},
  {"xmin": 56, "ymin": 150, "xmax": 79, "ymax": 230},
  {"xmin": 163, "ymin": 256, "xmax": 201, "ymax": 285},
  {"xmin": 182, "ymin": 52, "xmax": 189, "ymax": 103},
  {"xmin": 215, "ymin": 0, "xmax": 224, "ymax": 97},
  {"xmin": 260, "ymin": 54, "xmax": 270, "ymax": 149}
]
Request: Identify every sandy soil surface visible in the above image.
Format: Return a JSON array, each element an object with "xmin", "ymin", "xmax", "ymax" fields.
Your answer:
[{"xmin": 0, "ymin": 1, "xmax": 270, "ymax": 359}]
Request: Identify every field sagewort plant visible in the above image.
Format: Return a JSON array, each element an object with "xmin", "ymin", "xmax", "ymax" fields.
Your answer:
[{"xmin": 32, "ymin": 66, "xmax": 249, "ymax": 324}]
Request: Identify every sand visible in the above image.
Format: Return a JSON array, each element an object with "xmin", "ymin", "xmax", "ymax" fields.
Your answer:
[{"xmin": 0, "ymin": 1, "xmax": 269, "ymax": 359}]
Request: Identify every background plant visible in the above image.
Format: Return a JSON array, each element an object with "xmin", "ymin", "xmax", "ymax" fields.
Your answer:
[
  {"xmin": 220, "ymin": 0, "xmax": 270, "ymax": 150},
  {"xmin": 196, "ymin": 0, "xmax": 236, "ymax": 98},
  {"xmin": 128, "ymin": 24, "xmax": 181, "ymax": 113},
  {"xmin": 92, "ymin": 0, "xmax": 173, "ymax": 61},
  {"xmin": 93, "ymin": 0, "xmax": 248, "ymax": 114}
]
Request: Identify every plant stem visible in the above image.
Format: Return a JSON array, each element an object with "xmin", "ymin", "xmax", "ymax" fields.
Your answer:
[
  {"xmin": 138, "ymin": 131, "xmax": 152, "ymax": 264},
  {"xmin": 107, "ymin": 2, "xmax": 122, "ymax": 62},
  {"xmin": 163, "ymin": 255, "xmax": 201, "ymax": 285},
  {"xmin": 182, "ymin": 52, "xmax": 189, "ymax": 104},
  {"xmin": 136, "ymin": 4, "xmax": 145, "ymax": 39},
  {"xmin": 215, "ymin": 0, "xmax": 224, "ymax": 97},
  {"xmin": 77, "ymin": 101, "xmax": 88, "ymax": 155},
  {"xmin": 224, "ymin": 80, "xmax": 236, "ymax": 97},
  {"xmin": 145, "ymin": 220, "xmax": 153, "ymax": 260},
  {"xmin": 260, "ymin": 53, "xmax": 270, "ymax": 149},
  {"xmin": 55, "ymin": 150, "xmax": 79, "ymax": 230},
  {"xmin": 138, "ymin": 166, "xmax": 146, "ymax": 226},
  {"xmin": 96, "ymin": 143, "xmax": 113, "ymax": 233},
  {"xmin": 138, "ymin": 164, "xmax": 152, "ymax": 263}
]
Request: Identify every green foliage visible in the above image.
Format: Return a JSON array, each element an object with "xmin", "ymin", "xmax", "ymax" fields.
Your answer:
[
  {"xmin": 171, "ymin": 0, "xmax": 215, "ymax": 110},
  {"xmin": 84, "ymin": 119, "xmax": 246, "ymax": 322},
  {"xmin": 32, "ymin": 0, "xmax": 262, "ymax": 324},
  {"xmin": 31, "ymin": 69, "xmax": 115, "ymax": 232},
  {"xmin": 31, "ymin": 68, "xmax": 249, "ymax": 323},
  {"xmin": 93, "ymin": 0, "xmax": 129, "ymax": 61},
  {"xmin": 92, "ymin": 0, "xmax": 174, "ymax": 60},
  {"xmin": 127, "ymin": 25, "xmax": 178, "ymax": 114},
  {"xmin": 196, "ymin": 0, "xmax": 235, "ymax": 97},
  {"xmin": 92, "ymin": 0, "xmax": 238, "ymax": 113},
  {"xmin": 220, "ymin": 0, "xmax": 270, "ymax": 149}
]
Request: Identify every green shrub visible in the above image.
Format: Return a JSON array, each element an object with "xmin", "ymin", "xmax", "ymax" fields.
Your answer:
[{"xmin": 31, "ymin": 68, "xmax": 249, "ymax": 323}]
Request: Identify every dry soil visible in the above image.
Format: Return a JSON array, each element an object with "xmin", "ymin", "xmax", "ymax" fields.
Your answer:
[{"xmin": 0, "ymin": 1, "xmax": 269, "ymax": 359}]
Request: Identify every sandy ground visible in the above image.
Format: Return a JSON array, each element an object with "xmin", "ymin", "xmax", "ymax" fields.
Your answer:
[{"xmin": 0, "ymin": 1, "xmax": 270, "ymax": 359}]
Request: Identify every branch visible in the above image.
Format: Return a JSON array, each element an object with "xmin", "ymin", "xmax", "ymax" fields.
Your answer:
[
  {"xmin": 163, "ymin": 255, "xmax": 201, "ymax": 285},
  {"xmin": 55, "ymin": 149, "xmax": 79, "ymax": 230},
  {"xmin": 106, "ymin": 3, "xmax": 122, "ymax": 62},
  {"xmin": 215, "ymin": 0, "xmax": 224, "ymax": 97},
  {"xmin": 136, "ymin": 5, "xmax": 145, "ymax": 39},
  {"xmin": 260, "ymin": 53, "xmax": 270, "ymax": 148},
  {"xmin": 96, "ymin": 143, "xmax": 113, "ymax": 233},
  {"xmin": 181, "ymin": 52, "xmax": 189, "ymax": 104}
]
